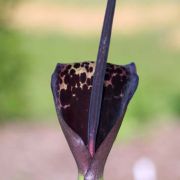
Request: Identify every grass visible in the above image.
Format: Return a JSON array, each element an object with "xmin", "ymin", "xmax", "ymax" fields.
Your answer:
[{"xmin": 19, "ymin": 30, "xmax": 180, "ymax": 124}]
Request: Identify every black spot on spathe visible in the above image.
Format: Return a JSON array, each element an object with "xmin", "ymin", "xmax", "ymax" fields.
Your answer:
[{"xmin": 56, "ymin": 62, "xmax": 131, "ymax": 150}]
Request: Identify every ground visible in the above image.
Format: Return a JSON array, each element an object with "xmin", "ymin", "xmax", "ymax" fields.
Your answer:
[{"xmin": 0, "ymin": 120, "xmax": 180, "ymax": 180}]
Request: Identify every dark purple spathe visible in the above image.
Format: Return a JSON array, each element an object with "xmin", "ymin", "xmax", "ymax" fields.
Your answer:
[{"xmin": 51, "ymin": 61, "xmax": 139, "ymax": 178}]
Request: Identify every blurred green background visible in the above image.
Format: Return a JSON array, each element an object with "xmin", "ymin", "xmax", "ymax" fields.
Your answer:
[
  {"xmin": 0, "ymin": 0, "xmax": 179, "ymax": 125},
  {"xmin": 0, "ymin": 0, "xmax": 180, "ymax": 179}
]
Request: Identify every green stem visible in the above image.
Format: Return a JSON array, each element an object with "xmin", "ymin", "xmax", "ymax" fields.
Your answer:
[
  {"xmin": 78, "ymin": 173, "xmax": 103, "ymax": 180},
  {"xmin": 78, "ymin": 173, "xmax": 84, "ymax": 180}
]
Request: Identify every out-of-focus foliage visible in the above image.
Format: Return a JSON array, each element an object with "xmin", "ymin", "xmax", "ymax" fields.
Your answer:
[
  {"xmin": 0, "ymin": 28, "xmax": 28, "ymax": 120},
  {"xmin": 0, "ymin": 0, "xmax": 28, "ymax": 121},
  {"xmin": 20, "ymin": 32, "xmax": 180, "ymax": 122},
  {"xmin": 0, "ymin": 0, "xmax": 180, "ymax": 123}
]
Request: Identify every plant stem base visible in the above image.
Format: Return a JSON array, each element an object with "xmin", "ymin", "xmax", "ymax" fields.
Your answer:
[{"xmin": 78, "ymin": 173, "xmax": 103, "ymax": 180}]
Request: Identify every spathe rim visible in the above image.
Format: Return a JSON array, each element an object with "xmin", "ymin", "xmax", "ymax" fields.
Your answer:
[{"xmin": 51, "ymin": 62, "xmax": 138, "ymax": 177}]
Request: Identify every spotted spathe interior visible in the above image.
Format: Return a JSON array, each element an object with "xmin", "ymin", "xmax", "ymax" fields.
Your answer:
[{"xmin": 55, "ymin": 61, "xmax": 130, "ymax": 150}]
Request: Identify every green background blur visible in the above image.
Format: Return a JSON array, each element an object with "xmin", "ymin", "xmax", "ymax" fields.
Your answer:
[
  {"xmin": 0, "ymin": 0, "xmax": 180, "ymax": 127},
  {"xmin": 0, "ymin": 0, "xmax": 180, "ymax": 179}
]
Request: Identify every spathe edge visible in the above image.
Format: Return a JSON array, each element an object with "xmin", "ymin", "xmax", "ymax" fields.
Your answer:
[{"xmin": 51, "ymin": 62, "xmax": 139, "ymax": 178}]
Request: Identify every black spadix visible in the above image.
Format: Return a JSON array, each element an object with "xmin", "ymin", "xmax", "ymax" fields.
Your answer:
[{"xmin": 51, "ymin": 0, "xmax": 139, "ymax": 179}]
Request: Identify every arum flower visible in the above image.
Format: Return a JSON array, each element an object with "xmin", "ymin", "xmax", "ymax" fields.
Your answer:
[
  {"xmin": 51, "ymin": 62, "xmax": 138, "ymax": 179},
  {"xmin": 51, "ymin": 0, "xmax": 138, "ymax": 179}
]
